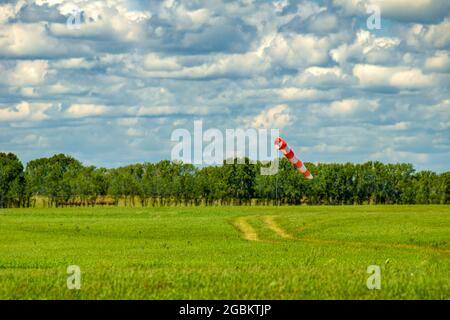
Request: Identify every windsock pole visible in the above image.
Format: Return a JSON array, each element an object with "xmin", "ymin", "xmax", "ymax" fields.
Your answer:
[{"xmin": 274, "ymin": 137, "xmax": 313, "ymax": 179}]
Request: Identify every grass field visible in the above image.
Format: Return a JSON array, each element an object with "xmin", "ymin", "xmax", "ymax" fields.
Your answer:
[{"xmin": 0, "ymin": 205, "xmax": 449, "ymax": 299}]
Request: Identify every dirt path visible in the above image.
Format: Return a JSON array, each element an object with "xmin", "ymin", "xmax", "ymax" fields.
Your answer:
[
  {"xmin": 234, "ymin": 217, "xmax": 259, "ymax": 241},
  {"xmin": 263, "ymin": 216, "xmax": 293, "ymax": 239}
]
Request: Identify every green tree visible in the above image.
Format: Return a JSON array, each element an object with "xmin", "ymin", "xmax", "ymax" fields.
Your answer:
[{"xmin": 0, "ymin": 153, "xmax": 25, "ymax": 208}]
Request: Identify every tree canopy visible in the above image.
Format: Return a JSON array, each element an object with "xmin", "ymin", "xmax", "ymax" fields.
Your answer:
[{"xmin": 0, "ymin": 153, "xmax": 449, "ymax": 207}]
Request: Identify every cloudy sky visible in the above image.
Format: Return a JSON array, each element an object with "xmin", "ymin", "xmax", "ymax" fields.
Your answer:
[{"xmin": 0, "ymin": 0, "xmax": 449, "ymax": 171}]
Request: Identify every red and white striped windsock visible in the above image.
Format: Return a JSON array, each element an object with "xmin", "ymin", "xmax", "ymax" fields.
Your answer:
[{"xmin": 274, "ymin": 137, "xmax": 313, "ymax": 179}]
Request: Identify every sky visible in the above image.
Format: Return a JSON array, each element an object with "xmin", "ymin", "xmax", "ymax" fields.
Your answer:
[{"xmin": 0, "ymin": 0, "xmax": 449, "ymax": 171}]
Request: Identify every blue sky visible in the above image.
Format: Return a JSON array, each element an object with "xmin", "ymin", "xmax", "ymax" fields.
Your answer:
[{"xmin": 0, "ymin": 0, "xmax": 449, "ymax": 171}]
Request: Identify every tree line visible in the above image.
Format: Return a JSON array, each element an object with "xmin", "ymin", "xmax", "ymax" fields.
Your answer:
[{"xmin": 1, "ymin": 152, "xmax": 449, "ymax": 208}]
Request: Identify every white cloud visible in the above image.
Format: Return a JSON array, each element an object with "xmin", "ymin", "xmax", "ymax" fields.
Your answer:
[
  {"xmin": 294, "ymin": 66, "xmax": 354, "ymax": 87},
  {"xmin": 8, "ymin": 60, "xmax": 49, "ymax": 86},
  {"xmin": 425, "ymin": 51, "xmax": 450, "ymax": 72},
  {"xmin": 136, "ymin": 106, "xmax": 177, "ymax": 116},
  {"xmin": 370, "ymin": 147, "xmax": 429, "ymax": 164},
  {"xmin": 353, "ymin": 64, "xmax": 436, "ymax": 89},
  {"xmin": 309, "ymin": 13, "xmax": 339, "ymax": 33},
  {"xmin": 382, "ymin": 122, "xmax": 410, "ymax": 131},
  {"xmin": 0, "ymin": 3, "xmax": 15, "ymax": 24},
  {"xmin": 20, "ymin": 87, "xmax": 37, "ymax": 97},
  {"xmin": 247, "ymin": 104, "xmax": 291, "ymax": 129},
  {"xmin": 0, "ymin": 101, "xmax": 51, "ymax": 122},
  {"xmin": 126, "ymin": 128, "xmax": 145, "ymax": 137},
  {"xmin": 46, "ymin": 83, "xmax": 72, "ymax": 94},
  {"xmin": 117, "ymin": 117, "xmax": 139, "ymax": 126},
  {"xmin": 273, "ymin": 0, "xmax": 290, "ymax": 14},
  {"xmin": 266, "ymin": 33, "xmax": 331, "ymax": 68},
  {"xmin": 35, "ymin": 0, "xmax": 65, "ymax": 6},
  {"xmin": 328, "ymin": 99, "xmax": 379, "ymax": 115},
  {"xmin": 276, "ymin": 88, "xmax": 329, "ymax": 101},
  {"xmin": 389, "ymin": 69, "xmax": 435, "ymax": 89},
  {"xmin": 0, "ymin": 103, "xmax": 30, "ymax": 122},
  {"xmin": 329, "ymin": 99, "xmax": 360, "ymax": 114},
  {"xmin": 136, "ymin": 105, "xmax": 227, "ymax": 116},
  {"xmin": 143, "ymin": 54, "xmax": 181, "ymax": 71},
  {"xmin": 305, "ymin": 143, "xmax": 355, "ymax": 153},
  {"xmin": 331, "ymin": 30, "xmax": 401, "ymax": 65},
  {"xmin": 0, "ymin": 60, "xmax": 48, "ymax": 87},
  {"xmin": 11, "ymin": 134, "xmax": 49, "ymax": 147},
  {"xmin": 426, "ymin": 99, "xmax": 450, "ymax": 119},
  {"xmin": 66, "ymin": 104, "xmax": 108, "ymax": 117},
  {"xmin": 334, "ymin": 0, "xmax": 450, "ymax": 23},
  {"xmin": 133, "ymin": 50, "xmax": 270, "ymax": 79},
  {"xmin": 406, "ymin": 20, "xmax": 450, "ymax": 50},
  {"xmin": 49, "ymin": 2, "xmax": 151, "ymax": 42},
  {"xmin": 0, "ymin": 1, "xmax": 27, "ymax": 24},
  {"xmin": 159, "ymin": 4, "xmax": 211, "ymax": 31},
  {"xmin": 423, "ymin": 19, "xmax": 450, "ymax": 49},
  {"xmin": 0, "ymin": 23, "xmax": 65, "ymax": 57},
  {"xmin": 52, "ymin": 58, "xmax": 96, "ymax": 69}
]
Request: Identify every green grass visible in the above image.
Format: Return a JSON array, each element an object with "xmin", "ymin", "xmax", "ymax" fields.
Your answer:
[{"xmin": 0, "ymin": 205, "xmax": 449, "ymax": 299}]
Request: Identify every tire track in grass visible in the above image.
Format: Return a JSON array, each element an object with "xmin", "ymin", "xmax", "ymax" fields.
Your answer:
[
  {"xmin": 261, "ymin": 215, "xmax": 450, "ymax": 255},
  {"xmin": 234, "ymin": 217, "xmax": 259, "ymax": 241},
  {"xmin": 233, "ymin": 215, "xmax": 450, "ymax": 255},
  {"xmin": 263, "ymin": 216, "xmax": 293, "ymax": 239},
  {"xmin": 290, "ymin": 220, "xmax": 450, "ymax": 255}
]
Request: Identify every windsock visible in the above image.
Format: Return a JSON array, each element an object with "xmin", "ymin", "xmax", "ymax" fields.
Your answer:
[{"xmin": 274, "ymin": 137, "xmax": 313, "ymax": 179}]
